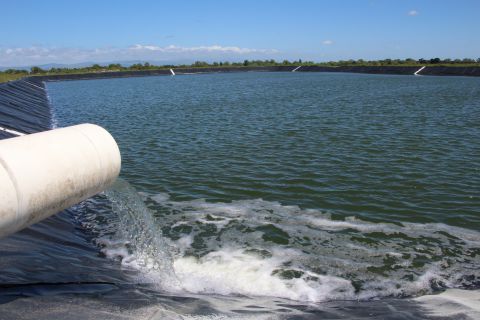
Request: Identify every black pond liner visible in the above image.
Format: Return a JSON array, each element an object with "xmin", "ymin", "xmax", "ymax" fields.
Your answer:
[
  {"xmin": 0, "ymin": 78, "xmax": 51, "ymax": 134},
  {"xmin": 0, "ymin": 78, "xmax": 133, "ymax": 306}
]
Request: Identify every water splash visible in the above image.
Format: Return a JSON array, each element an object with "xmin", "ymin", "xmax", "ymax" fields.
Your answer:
[
  {"xmin": 144, "ymin": 194, "xmax": 480, "ymax": 301},
  {"xmin": 84, "ymin": 183, "xmax": 480, "ymax": 302},
  {"xmin": 101, "ymin": 179, "xmax": 179, "ymax": 290}
]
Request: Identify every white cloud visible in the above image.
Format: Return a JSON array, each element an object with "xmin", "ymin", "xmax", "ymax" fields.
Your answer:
[
  {"xmin": 0, "ymin": 44, "xmax": 279, "ymax": 67},
  {"xmin": 408, "ymin": 10, "xmax": 419, "ymax": 16},
  {"xmin": 322, "ymin": 40, "xmax": 334, "ymax": 45},
  {"xmin": 129, "ymin": 44, "xmax": 276, "ymax": 54}
]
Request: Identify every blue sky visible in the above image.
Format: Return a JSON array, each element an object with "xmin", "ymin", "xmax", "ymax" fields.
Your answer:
[{"xmin": 0, "ymin": 0, "xmax": 478, "ymax": 66}]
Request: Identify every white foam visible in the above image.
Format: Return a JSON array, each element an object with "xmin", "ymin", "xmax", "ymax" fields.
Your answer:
[
  {"xmin": 175, "ymin": 234, "xmax": 194, "ymax": 253},
  {"xmin": 153, "ymin": 313, "xmax": 276, "ymax": 320},
  {"xmin": 357, "ymin": 265, "xmax": 453, "ymax": 300},
  {"xmin": 153, "ymin": 196, "xmax": 480, "ymax": 244},
  {"xmin": 98, "ymin": 186, "xmax": 480, "ymax": 303},
  {"xmin": 177, "ymin": 315, "xmax": 276, "ymax": 320},
  {"xmin": 303, "ymin": 215, "xmax": 396, "ymax": 232},
  {"xmin": 415, "ymin": 289, "xmax": 480, "ymax": 319},
  {"xmin": 173, "ymin": 247, "xmax": 355, "ymax": 302},
  {"xmin": 151, "ymin": 192, "xmax": 170, "ymax": 203}
]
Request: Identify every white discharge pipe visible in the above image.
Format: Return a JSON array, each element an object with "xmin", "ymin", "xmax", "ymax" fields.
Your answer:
[{"xmin": 0, "ymin": 124, "xmax": 121, "ymax": 238}]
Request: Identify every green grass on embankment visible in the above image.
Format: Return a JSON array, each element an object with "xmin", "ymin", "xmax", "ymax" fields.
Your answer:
[{"xmin": 0, "ymin": 72, "xmax": 28, "ymax": 83}]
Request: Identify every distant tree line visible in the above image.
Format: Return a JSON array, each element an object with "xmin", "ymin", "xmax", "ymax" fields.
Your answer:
[
  {"xmin": 317, "ymin": 57, "xmax": 480, "ymax": 66},
  {"xmin": 1, "ymin": 57, "xmax": 480, "ymax": 81}
]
